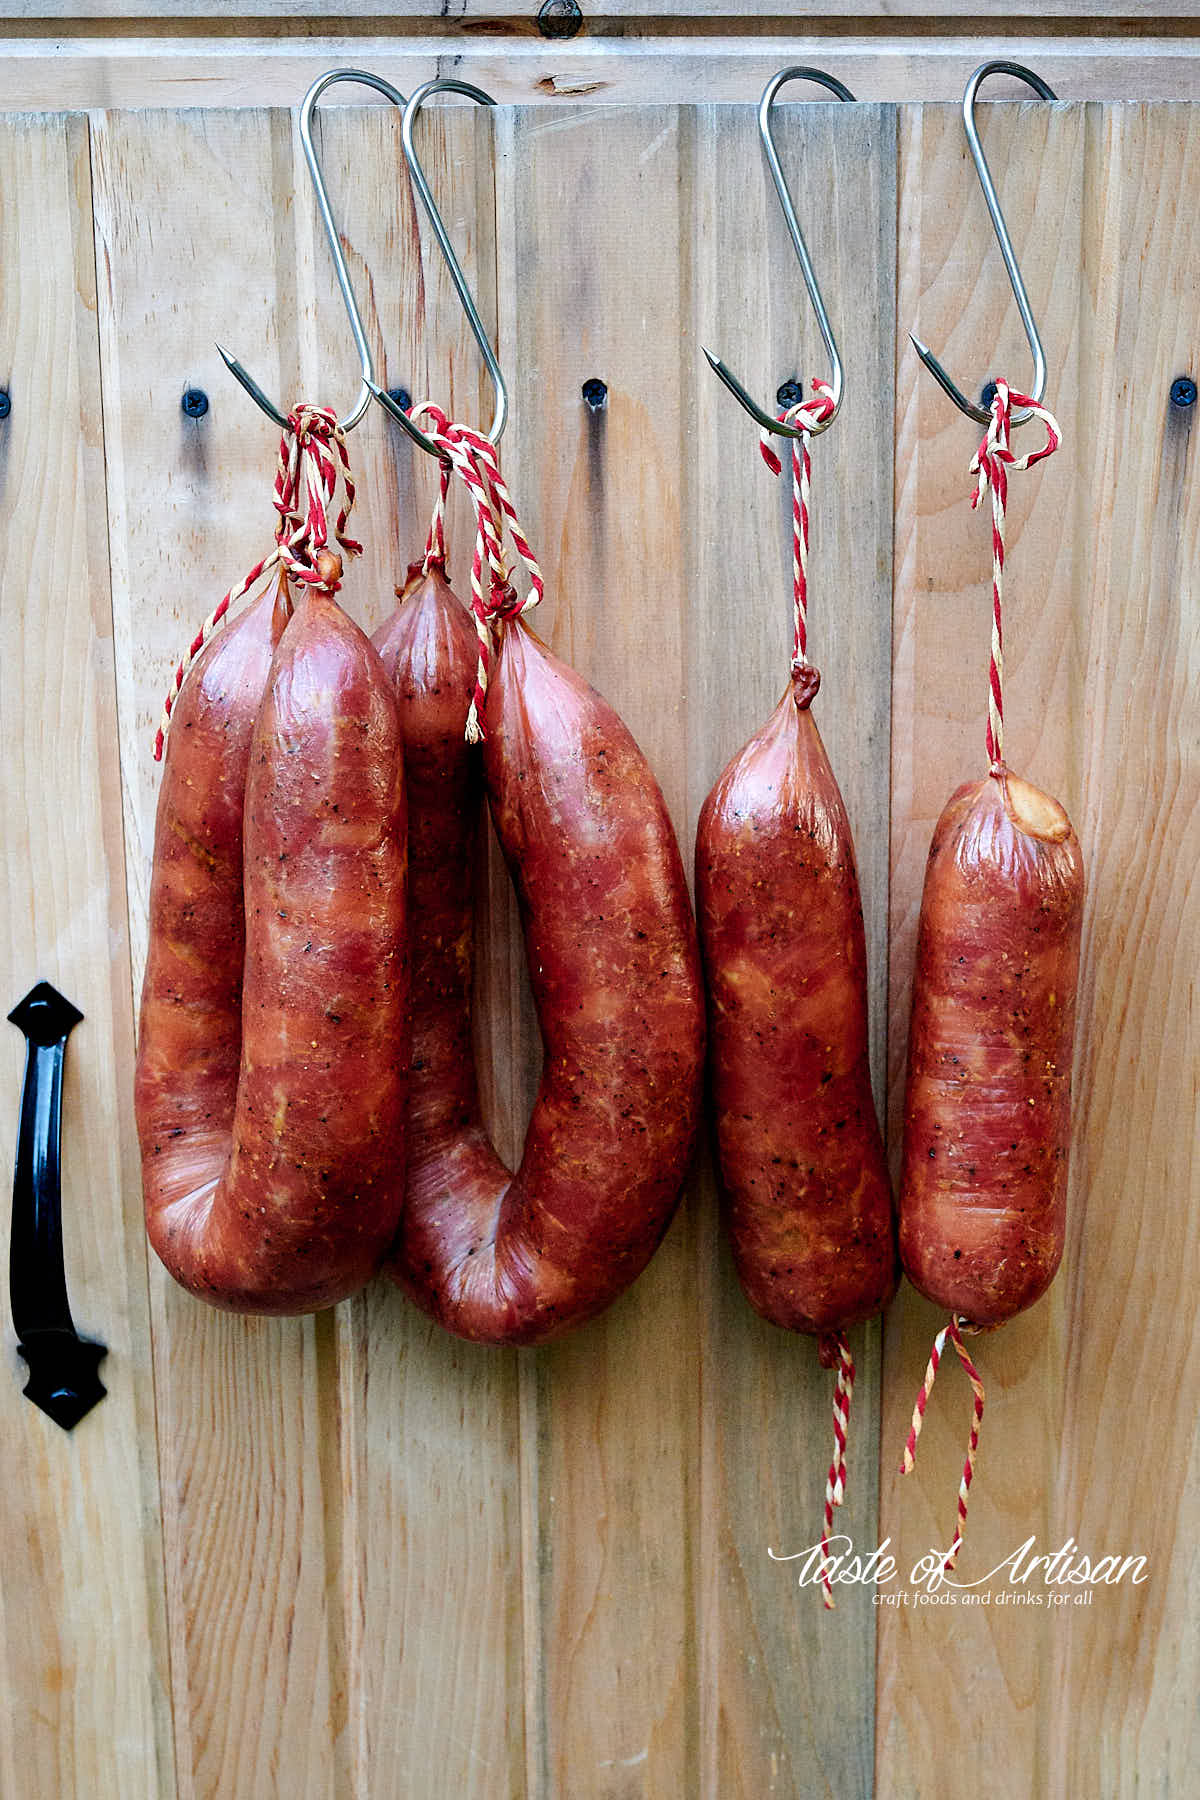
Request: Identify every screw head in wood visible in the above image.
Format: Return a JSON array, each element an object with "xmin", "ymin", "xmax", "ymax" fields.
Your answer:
[
  {"xmin": 538, "ymin": 0, "xmax": 583, "ymax": 40},
  {"xmin": 1170, "ymin": 376, "xmax": 1196, "ymax": 408},
  {"xmin": 181, "ymin": 388, "xmax": 209, "ymax": 418},
  {"xmin": 581, "ymin": 377, "xmax": 607, "ymax": 411},
  {"xmin": 776, "ymin": 380, "xmax": 804, "ymax": 410}
]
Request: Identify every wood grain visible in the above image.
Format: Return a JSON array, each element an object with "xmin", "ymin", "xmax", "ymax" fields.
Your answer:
[
  {"xmin": 92, "ymin": 107, "xmax": 348, "ymax": 1800},
  {"xmin": 687, "ymin": 100, "xmax": 896, "ymax": 1800},
  {"xmin": 93, "ymin": 99, "xmax": 526, "ymax": 1799},
  {"xmin": 1045, "ymin": 100, "xmax": 1199, "ymax": 1798},
  {"xmin": 296, "ymin": 100, "xmax": 526, "ymax": 1800},
  {"xmin": 0, "ymin": 113, "xmax": 173, "ymax": 1800},
  {"xmin": 877, "ymin": 99, "xmax": 1199, "ymax": 1799},
  {"xmin": 4, "ymin": 1, "xmax": 1196, "ymax": 18},
  {"xmin": 878, "ymin": 97, "xmax": 1088, "ymax": 1799},
  {"xmin": 0, "ymin": 41, "xmax": 1193, "ymax": 114},
  {"xmin": 3, "ymin": 90, "xmax": 1196, "ymax": 1800},
  {"xmin": 492, "ymin": 103, "xmax": 702, "ymax": 1800}
]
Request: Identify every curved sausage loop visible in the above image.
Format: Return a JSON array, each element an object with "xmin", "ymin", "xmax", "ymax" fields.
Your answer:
[
  {"xmin": 368, "ymin": 85, "xmax": 701, "ymax": 1339},
  {"xmin": 910, "ymin": 60, "xmax": 1057, "ymax": 425},
  {"xmin": 136, "ymin": 577, "xmax": 410, "ymax": 1315},
  {"xmin": 374, "ymin": 567, "xmax": 704, "ymax": 1345},
  {"xmin": 703, "ymin": 65, "xmax": 853, "ymax": 441}
]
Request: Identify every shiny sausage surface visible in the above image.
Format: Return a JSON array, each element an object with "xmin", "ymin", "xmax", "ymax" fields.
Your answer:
[
  {"xmin": 899, "ymin": 769, "xmax": 1084, "ymax": 1326},
  {"xmin": 696, "ymin": 682, "xmax": 896, "ymax": 1341},
  {"xmin": 136, "ymin": 582, "xmax": 409, "ymax": 1314},
  {"xmin": 374, "ymin": 568, "xmax": 705, "ymax": 1345}
]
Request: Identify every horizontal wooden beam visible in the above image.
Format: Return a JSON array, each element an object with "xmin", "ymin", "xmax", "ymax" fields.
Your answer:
[
  {"xmin": 1, "ymin": 37, "xmax": 1197, "ymax": 110},
  {"xmin": 1, "ymin": 1, "xmax": 1195, "ymax": 19}
]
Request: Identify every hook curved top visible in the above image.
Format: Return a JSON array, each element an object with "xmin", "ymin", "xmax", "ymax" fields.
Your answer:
[
  {"xmin": 703, "ymin": 66, "xmax": 855, "ymax": 441},
  {"xmin": 406, "ymin": 77, "xmax": 506, "ymax": 445},
  {"xmin": 381, "ymin": 76, "xmax": 507, "ymax": 449},
  {"xmin": 911, "ymin": 59, "xmax": 1058, "ymax": 426},
  {"xmin": 299, "ymin": 68, "xmax": 408, "ymax": 430},
  {"xmin": 220, "ymin": 68, "xmax": 415, "ymax": 433}
]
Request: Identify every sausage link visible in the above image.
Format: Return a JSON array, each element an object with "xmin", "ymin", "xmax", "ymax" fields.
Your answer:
[
  {"xmin": 696, "ymin": 683, "xmax": 896, "ymax": 1341},
  {"xmin": 898, "ymin": 768, "xmax": 1084, "ymax": 1325},
  {"xmin": 373, "ymin": 570, "xmax": 705, "ymax": 1345},
  {"xmin": 136, "ymin": 583, "xmax": 409, "ymax": 1314},
  {"xmin": 372, "ymin": 564, "xmax": 482, "ymax": 1211}
]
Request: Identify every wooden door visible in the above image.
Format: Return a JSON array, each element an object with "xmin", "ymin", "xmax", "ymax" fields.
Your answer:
[{"xmin": 1, "ymin": 98, "xmax": 1196, "ymax": 1798}]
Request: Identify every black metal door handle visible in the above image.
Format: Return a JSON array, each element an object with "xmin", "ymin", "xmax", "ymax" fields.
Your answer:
[{"xmin": 8, "ymin": 981, "xmax": 107, "ymax": 1429}]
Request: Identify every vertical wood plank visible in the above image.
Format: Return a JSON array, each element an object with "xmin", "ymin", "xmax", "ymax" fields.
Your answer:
[
  {"xmin": 494, "ymin": 103, "xmax": 702, "ymax": 1799},
  {"xmin": 0, "ymin": 112, "xmax": 174, "ymax": 1800},
  {"xmin": 294, "ymin": 101, "xmax": 525, "ymax": 1800},
  {"xmin": 878, "ymin": 97, "xmax": 1088, "ymax": 1797},
  {"xmin": 92, "ymin": 107, "xmax": 343, "ymax": 1800},
  {"xmin": 94, "ymin": 100, "xmax": 528, "ymax": 1800},
  {"xmin": 689, "ymin": 101, "xmax": 896, "ymax": 1800},
  {"xmin": 17, "ymin": 92, "xmax": 1191, "ymax": 1800},
  {"xmin": 878, "ymin": 99, "xmax": 1199, "ymax": 1798},
  {"xmin": 1044, "ymin": 101, "xmax": 1200, "ymax": 1798}
]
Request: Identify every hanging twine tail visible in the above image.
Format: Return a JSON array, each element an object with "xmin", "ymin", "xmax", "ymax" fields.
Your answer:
[
  {"xmin": 154, "ymin": 403, "xmax": 361, "ymax": 760},
  {"xmin": 899, "ymin": 1314, "xmax": 986, "ymax": 1572},
  {"xmin": 758, "ymin": 377, "xmax": 836, "ymax": 699},
  {"xmin": 403, "ymin": 400, "xmax": 544, "ymax": 743},
  {"xmin": 968, "ymin": 380, "xmax": 1062, "ymax": 774},
  {"xmin": 817, "ymin": 1331, "xmax": 856, "ymax": 1610}
]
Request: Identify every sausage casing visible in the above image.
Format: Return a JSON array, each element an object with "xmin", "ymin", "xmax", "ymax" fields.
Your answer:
[
  {"xmin": 898, "ymin": 769, "xmax": 1084, "ymax": 1325},
  {"xmin": 696, "ymin": 684, "xmax": 896, "ymax": 1340},
  {"xmin": 374, "ymin": 571, "xmax": 705, "ymax": 1344},
  {"xmin": 136, "ymin": 584, "xmax": 409, "ymax": 1313}
]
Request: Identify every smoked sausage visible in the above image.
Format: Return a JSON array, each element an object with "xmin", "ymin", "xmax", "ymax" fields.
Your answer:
[
  {"xmin": 899, "ymin": 767, "xmax": 1084, "ymax": 1325},
  {"xmin": 696, "ymin": 672, "xmax": 897, "ymax": 1347},
  {"xmin": 135, "ymin": 577, "xmax": 410, "ymax": 1314},
  {"xmin": 372, "ymin": 564, "xmax": 705, "ymax": 1345}
]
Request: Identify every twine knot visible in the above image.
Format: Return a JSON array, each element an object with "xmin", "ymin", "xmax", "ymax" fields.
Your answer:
[
  {"xmin": 758, "ymin": 382, "xmax": 837, "ymax": 476},
  {"xmin": 272, "ymin": 403, "xmax": 361, "ymax": 594},
  {"xmin": 758, "ymin": 377, "xmax": 836, "ymax": 698},
  {"xmin": 968, "ymin": 380, "xmax": 1061, "ymax": 773},
  {"xmin": 487, "ymin": 579, "xmax": 524, "ymax": 622},
  {"xmin": 154, "ymin": 401, "xmax": 361, "ymax": 759},
  {"xmin": 401, "ymin": 399, "xmax": 545, "ymax": 743}
]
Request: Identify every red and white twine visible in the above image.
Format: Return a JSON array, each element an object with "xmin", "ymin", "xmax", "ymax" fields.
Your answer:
[
  {"xmin": 892, "ymin": 387, "xmax": 1061, "ymax": 1575},
  {"xmin": 406, "ymin": 401, "xmax": 544, "ymax": 742},
  {"xmin": 760, "ymin": 383, "xmax": 855, "ymax": 1610},
  {"xmin": 969, "ymin": 380, "xmax": 1061, "ymax": 773},
  {"xmin": 818, "ymin": 1331, "xmax": 856, "ymax": 1610},
  {"xmin": 421, "ymin": 453, "xmax": 452, "ymax": 577},
  {"xmin": 899, "ymin": 1314, "xmax": 986, "ymax": 1572},
  {"xmin": 759, "ymin": 377, "xmax": 837, "ymax": 677},
  {"xmin": 154, "ymin": 403, "xmax": 361, "ymax": 760}
]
